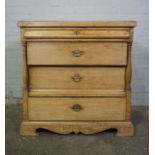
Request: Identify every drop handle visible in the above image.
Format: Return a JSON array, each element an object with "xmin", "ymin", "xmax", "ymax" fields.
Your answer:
[
  {"xmin": 71, "ymin": 74, "xmax": 82, "ymax": 82},
  {"xmin": 71, "ymin": 49, "xmax": 84, "ymax": 57},
  {"xmin": 71, "ymin": 104, "xmax": 82, "ymax": 112}
]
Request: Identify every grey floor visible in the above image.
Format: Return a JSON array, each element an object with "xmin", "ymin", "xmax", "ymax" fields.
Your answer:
[{"xmin": 6, "ymin": 104, "xmax": 149, "ymax": 155}]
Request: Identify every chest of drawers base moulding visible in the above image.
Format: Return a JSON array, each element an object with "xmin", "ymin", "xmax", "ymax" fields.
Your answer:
[{"xmin": 18, "ymin": 20, "xmax": 137, "ymax": 136}]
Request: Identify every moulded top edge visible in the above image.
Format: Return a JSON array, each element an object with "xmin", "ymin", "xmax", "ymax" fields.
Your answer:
[{"xmin": 17, "ymin": 20, "xmax": 137, "ymax": 28}]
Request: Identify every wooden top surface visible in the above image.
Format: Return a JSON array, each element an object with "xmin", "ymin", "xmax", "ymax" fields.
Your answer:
[{"xmin": 17, "ymin": 21, "xmax": 137, "ymax": 28}]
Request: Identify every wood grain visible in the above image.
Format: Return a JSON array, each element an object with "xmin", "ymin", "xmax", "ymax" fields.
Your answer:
[
  {"xmin": 29, "ymin": 67, "xmax": 125, "ymax": 89},
  {"xmin": 125, "ymin": 42, "xmax": 132, "ymax": 120},
  {"xmin": 22, "ymin": 41, "xmax": 28, "ymax": 120},
  {"xmin": 18, "ymin": 21, "xmax": 136, "ymax": 136},
  {"xmin": 24, "ymin": 28, "xmax": 131, "ymax": 39},
  {"xmin": 27, "ymin": 42, "xmax": 127, "ymax": 65},
  {"xmin": 20, "ymin": 121, "xmax": 134, "ymax": 136},
  {"xmin": 17, "ymin": 20, "xmax": 137, "ymax": 28},
  {"xmin": 29, "ymin": 89, "xmax": 126, "ymax": 97},
  {"xmin": 28, "ymin": 97, "xmax": 126, "ymax": 121}
]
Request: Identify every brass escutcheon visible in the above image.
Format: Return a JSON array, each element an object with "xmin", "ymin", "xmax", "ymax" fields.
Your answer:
[
  {"xmin": 71, "ymin": 104, "xmax": 82, "ymax": 112},
  {"xmin": 71, "ymin": 49, "xmax": 84, "ymax": 57},
  {"xmin": 71, "ymin": 74, "xmax": 82, "ymax": 82}
]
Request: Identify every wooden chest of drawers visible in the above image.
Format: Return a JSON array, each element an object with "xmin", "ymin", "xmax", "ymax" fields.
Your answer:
[{"xmin": 18, "ymin": 21, "xmax": 137, "ymax": 136}]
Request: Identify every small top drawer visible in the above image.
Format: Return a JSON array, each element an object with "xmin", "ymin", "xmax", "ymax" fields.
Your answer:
[
  {"xmin": 23, "ymin": 28, "xmax": 131, "ymax": 39},
  {"xmin": 27, "ymin": 42, "xmax": 127, "ymax": 65}
]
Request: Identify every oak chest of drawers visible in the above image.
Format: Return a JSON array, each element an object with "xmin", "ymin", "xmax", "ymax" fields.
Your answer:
[{"xmin": 18, "ymin": 21, "xmax": 137, "ymax": 136}]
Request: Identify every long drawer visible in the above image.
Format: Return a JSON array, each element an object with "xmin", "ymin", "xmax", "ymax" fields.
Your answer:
[
  {"xmin": 29, "ymin": 67, "xmax": 125, "ymax": 90},
  {"xmin": 27, "ymin": 42, "xmax": 127, "ymax": 65},
  {"xmin": 28, "ymin": 97, "xmax": 126, "ymax": 121}
]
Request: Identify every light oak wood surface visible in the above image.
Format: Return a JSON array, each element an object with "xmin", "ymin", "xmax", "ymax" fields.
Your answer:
[
  {"xmin": 24, "ymin": 28, "xmax": 131, "ymax": 39},
  {"xmin": 29, "ymin": 89, "xmax": 126, "ymax": 97},
  {"xmin": 20, "ymin": 121, "xmax": 134, "ymax": 136},
  {"xmin": 29, "ymin": 67, "xmax": 125, "ymax": 89},
  {"xmin": 28, "ymin": 97, "xmax": 126, "ymax": 121},
  {"xmin": 18, "ymin": 20, "xmax": 137, "ymax": 27},
  {"xmin": 27, "ymin": 42, "xmax": 127, "ymax": 65},
  {"xmin": 18, "ymin": 21, "xmax": 137, "ymax": 136}
]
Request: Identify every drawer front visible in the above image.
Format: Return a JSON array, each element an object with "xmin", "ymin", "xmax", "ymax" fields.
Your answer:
[
  {"xmin": 24, "ymin": 28, "xmax": 131, "ymax": 39},
  {"xmin": 28, "ymin": 97, "xmax": 126, "ymax": 121},
  {"xmin": 27, "ymin": 42, "xmax": 127, "ymax": 65},
  {"xmin": 29, "ymin": 67, "xmax": 125, "ymax": 90}
]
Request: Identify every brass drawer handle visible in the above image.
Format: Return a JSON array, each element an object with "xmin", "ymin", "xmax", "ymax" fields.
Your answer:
[
  {"xmin": 71, "ymin": 49, "xmax": 84, "ymax": 57},
  {"xmin": 72, "ymin": 74, "xmax": 82, "ymax": 82},
  {"xmin": 71, "ymin": 104, "xmax": 82, "ymax": 112}
]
